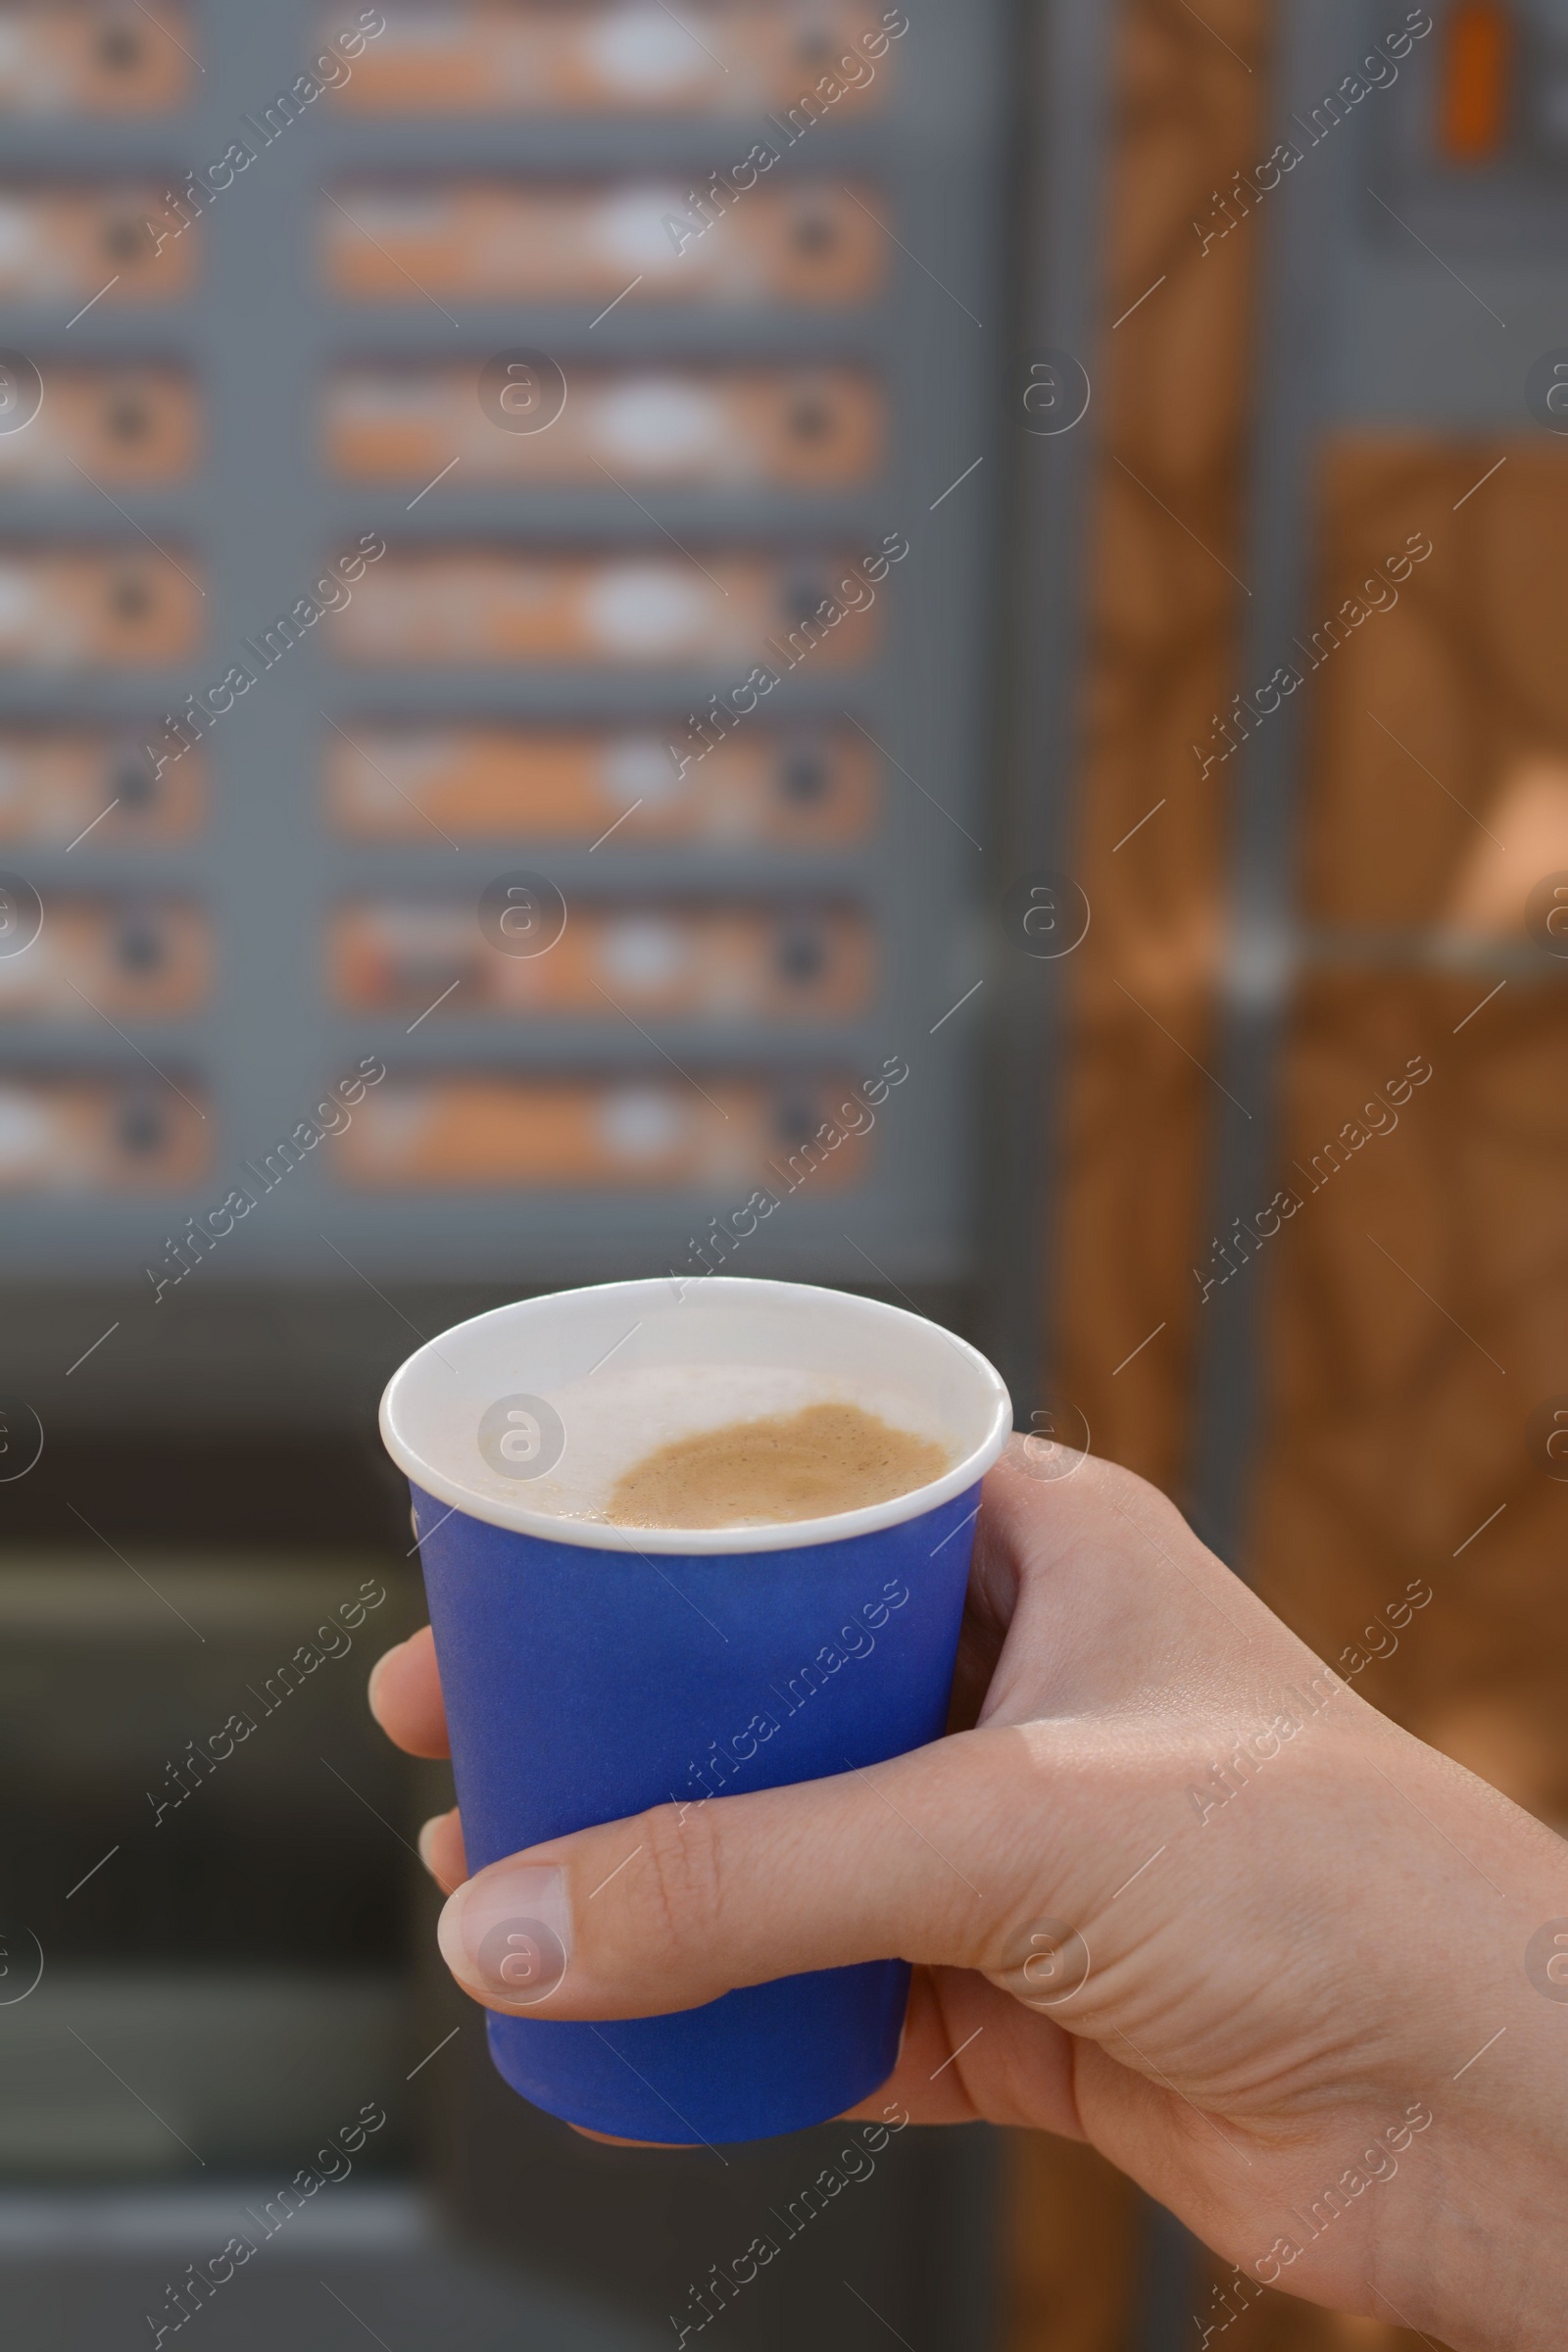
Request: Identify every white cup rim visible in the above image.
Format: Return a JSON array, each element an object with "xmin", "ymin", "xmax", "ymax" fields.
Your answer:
[{"xmin": 379, "ymin": 1276, "xmax": 1013, "ymax": 1554}]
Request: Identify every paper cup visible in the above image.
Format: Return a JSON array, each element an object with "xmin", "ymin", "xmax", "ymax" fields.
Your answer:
[{"xmin": 379, "ymin": 1276, "xmax": 1011, "ymax": 2145}]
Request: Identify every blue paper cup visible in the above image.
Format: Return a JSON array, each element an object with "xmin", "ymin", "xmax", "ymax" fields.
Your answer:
[{"xmin": 379, "ymin": 1277, "xmax": 1011, "ymax": 2146}]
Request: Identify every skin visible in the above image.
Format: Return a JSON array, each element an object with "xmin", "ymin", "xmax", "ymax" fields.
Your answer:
[{"xmin": 368, "ymin": 1440, "xmax": 1568, "ymax": 2349}]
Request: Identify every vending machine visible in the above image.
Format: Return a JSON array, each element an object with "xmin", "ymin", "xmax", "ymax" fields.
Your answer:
[
  {"xmin": 0, "ymin": 0, "xmax": 1012, "ymax": 1444},
  {"xmin": 0, "ymin": 6, "xmax": 1021, "ymax": 2348}
]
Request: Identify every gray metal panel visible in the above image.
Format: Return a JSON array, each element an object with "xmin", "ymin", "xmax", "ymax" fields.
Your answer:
[
  {"xmin": 1335, "ymin": 9, "xmax": 1553, "ymax": 427},
  {"xmin": 0, "ymin": 0, "xmax": 1008, "ymax": 1327},
  {"xmin": 1171, "ymin": 8, "xmax": 1553, "ymax": 2335},
  {"xmin": 1190, "ymin": 0, "xmax": 1369, "ymax": 1572},
  {"xmin": 1190, "ymin": 0, "xmax": 1545, "ymax": 1571},
  {"xmin": 983, "ymin": 0, "xmax": 1118, "ymax": 1415}
]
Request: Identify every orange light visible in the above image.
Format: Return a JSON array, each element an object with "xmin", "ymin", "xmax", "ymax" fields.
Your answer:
[{"xmin": 1438, "ymin": 1, "xmax": 1515, "ymax": 164}]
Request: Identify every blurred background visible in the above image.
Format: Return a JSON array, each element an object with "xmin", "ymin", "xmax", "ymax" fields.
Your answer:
[{"xmin": 0, "ymin": 0, "xmax": 1564, "ymax": 2346}]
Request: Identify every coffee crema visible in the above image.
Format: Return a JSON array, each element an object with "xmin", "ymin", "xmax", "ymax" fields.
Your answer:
[{"xmin": 604, "ymin": 1400, "xmax": 950, "ymax": 1529}]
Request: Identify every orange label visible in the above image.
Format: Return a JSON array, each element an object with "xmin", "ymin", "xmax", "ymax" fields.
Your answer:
[
  {"xmin": 0, "ymin": 1077, "xmax": 209, "ymax": 1190},
  {"xmin": 0, "ymin": 4, "xmax": 196, "ymax": 114},
  {"xmin": 0, "ymin": 899, "xmax": 209, "ymax": 1016},
  {"xmin": 324, "ymin": 1, "xmax": 902, "ymax": 115},
  {"xmin": 323, "ymin": 723, "xmax": 878, "ymax": 847},
  {"xmin": 0, "ymin": 730, "xmax": 206, "ymax": 842},
  {"xmin": 0, "ymin": 550, "xmax": 204, "ymax": 666},
  {"xmin": 0, "ymin": 184, "xmax": 200, "ymax": 300},
  {"xmin": 1438, "ymin": 2, "xmax": 1514, "ymax": 164},
  {"xmin": 324, "ymin": 363, "xmax": 885, "ymax": 490},
  {"xmin": 336, "ymin": 1074, "xmax": 876, "ymax": 1192},
  {"xmin": 334, "ymin": 548, "xmax": 882, "ymax": 667},
  {"xmin": 328, "ymin": 900, "xmax": 874, "ymax": 1021},
  {"xmin": 0, "ymin": 367, "xmax": 199, "ymax": 485},
  {"xmin": 321, "ymin": 181, "xmax": 887, "ymax": 306}
]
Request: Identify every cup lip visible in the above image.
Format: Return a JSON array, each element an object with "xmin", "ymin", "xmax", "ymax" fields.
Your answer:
[{"xmin": 378, "ymin": 1276, "xmax": 1013, "ymax": 1555}]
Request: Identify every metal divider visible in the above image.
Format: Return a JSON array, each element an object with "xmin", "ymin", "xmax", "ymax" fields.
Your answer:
[
  {"xmin": 1151, "ymin": 11, "xmax": 1353, "ymax": 2346},
  {"xmin": 1190, "ymin": 0, "xmax": 1354, "ymax": 1572},
  {"xmin": 986, "ymin": 0, "xmax": 1119, "ymax": 1417}
]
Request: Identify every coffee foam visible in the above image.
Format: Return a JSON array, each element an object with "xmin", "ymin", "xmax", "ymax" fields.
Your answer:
[{"xmin": 490, "ymin": 1361, "xmax": 954, "ymax": 1525}]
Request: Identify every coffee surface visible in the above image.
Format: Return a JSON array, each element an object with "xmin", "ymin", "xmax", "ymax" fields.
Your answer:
[{"xmin": 604, "ymin": 1400, "xmax": 950, "ymax": 1529}]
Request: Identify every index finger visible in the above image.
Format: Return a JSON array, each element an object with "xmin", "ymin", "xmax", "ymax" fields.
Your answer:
[{"xmin": 368, "ymin": 1624, "xmax": 450, "ymax": 1758}]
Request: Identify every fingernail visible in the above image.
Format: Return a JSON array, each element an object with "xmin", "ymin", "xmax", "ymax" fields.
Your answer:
[
  {"xmin": 437, "ymin": 1864, "xmax": 571, "ymax": 2006},
  {"xmin": 366, "ymin": 1642, "xmax": 405, "ymax": 1718},
  {"xmin": 416, "ymin": 1814, "xmax": 445, "ymax": 1877}
]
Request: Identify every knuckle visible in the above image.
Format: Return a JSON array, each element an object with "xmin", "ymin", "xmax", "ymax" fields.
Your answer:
[
  {"xmin": 990, "ymin": 1914, "xmax": 1094, "ymax": 2014},
  {"xmin": 626, "ymin": 1797, "xmax": 726, "ymax": 1964},
  {"xmin": 1094, "ymin": 1453, "xmax": 1157, "ymax": 1510},
  {"xmin": 1097, "ymin": 1455, "xmax": 1191, "ymax": 1544}
]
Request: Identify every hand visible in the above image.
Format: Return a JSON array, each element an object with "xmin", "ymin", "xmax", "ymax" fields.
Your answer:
[{"xmin": 369, "ymin": 1440, "xmax": 1568, "ymax": 2350}]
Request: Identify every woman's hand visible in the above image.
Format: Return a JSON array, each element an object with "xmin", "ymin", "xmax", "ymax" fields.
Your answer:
[{"xmin": 369, "ymin": 1440, "xmax": 1568, "ymax": 2351}]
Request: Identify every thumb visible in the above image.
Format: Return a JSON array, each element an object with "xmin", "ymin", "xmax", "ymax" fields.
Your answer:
[{"xmin": 434, "ymin": 1724, "xmax": 1064, "ymax": 2021}]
